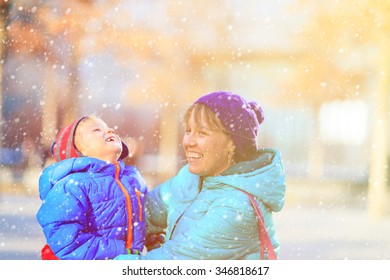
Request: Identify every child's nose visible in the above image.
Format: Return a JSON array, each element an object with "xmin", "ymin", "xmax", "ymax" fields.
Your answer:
[{"xmin": 106, "ymin": 128, "xmax": 115, "ymax": 134}]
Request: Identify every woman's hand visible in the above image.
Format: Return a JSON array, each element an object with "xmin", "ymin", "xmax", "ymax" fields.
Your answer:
[{"xmin": 145, "ymin": 233, "xmax": 166, "ymax": 251}]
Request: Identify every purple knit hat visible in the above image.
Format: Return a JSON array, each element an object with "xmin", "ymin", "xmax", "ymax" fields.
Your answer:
[{"xmin": 195, "ymin": 91, "xmax": 264, "ymax": 162}]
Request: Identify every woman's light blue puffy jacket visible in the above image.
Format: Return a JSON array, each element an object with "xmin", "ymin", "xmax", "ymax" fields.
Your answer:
[
  {"xmin": 36, "ymin": 157, "xmax": 147, "ymax": 260},
  {"xmin": 116, "ymin": 148, "xmax": 286, "ymax": 260}
]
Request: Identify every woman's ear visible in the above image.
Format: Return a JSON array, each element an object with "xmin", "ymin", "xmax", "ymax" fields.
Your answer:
[
  {"xmin": 227, "ymin": 140, "xmax": 236, "ymax": 166},
  {"xmin": 228, "ymin": 140, "xmax": 235, "ymax": 154}
]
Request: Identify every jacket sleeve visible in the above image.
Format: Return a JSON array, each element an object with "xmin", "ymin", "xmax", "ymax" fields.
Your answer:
[
  {"xmin": 36, "ymin": 179, "xmax": 127, "ymax": 260},
  {"xmin": 145, "ymin": 165, "xmax": 200, "ymax": 236},
  {"xmin": 145, "ymin": 185, "xmax": 168, "ymax": 235},
  {"xmin": 131, "ymin": 166, "xmax": 149, "ymax": 196}
]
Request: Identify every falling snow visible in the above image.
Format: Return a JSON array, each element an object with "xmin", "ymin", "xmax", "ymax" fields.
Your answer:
[{"xmin": 1, "ymin": 0, "xmax": 390, "ymax": 262}]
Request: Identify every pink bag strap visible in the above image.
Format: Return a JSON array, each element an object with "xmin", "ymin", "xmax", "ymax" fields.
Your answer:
[{"xmin": 238, "ymin": 189, "xmax": 277, "ymax": 260}]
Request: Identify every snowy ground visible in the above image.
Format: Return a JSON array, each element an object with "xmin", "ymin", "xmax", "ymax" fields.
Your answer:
[
  {"xmin": 275, "ymin": 205, "xmax": 390, "ymax": 260},
  {"xmin": 1, "ymin": 179, "xmax": 390, "ymax": 260},
  {"xmin": 275, "ymin": 179, "xmax": 390, "ymax": 260},
  {"xmin": 0, "ymin": 193, "xmax": 44, "ymax": 260}
]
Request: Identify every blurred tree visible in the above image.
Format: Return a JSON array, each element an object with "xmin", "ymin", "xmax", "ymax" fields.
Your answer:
[
  {"xmin": 0, "ymin": 0, "xmax": 10, "ymax": 151},
  {"xmin": 34, "ymin": 1, "xmax": 191, "ymax": 180},
  {"xmin": 37, "ymin": 0, "xmax": 95, "ymax": 148},
  {"xmin": 364, "ymin": 2, "xmax": 390, "ymax": 219},
  {"xmin": 293, "ymin": 0, "xmax": 390, "ymax": 218},
  {"xmin": 2, "ymin": 2, "xmax": 46, "ymax": 161}
]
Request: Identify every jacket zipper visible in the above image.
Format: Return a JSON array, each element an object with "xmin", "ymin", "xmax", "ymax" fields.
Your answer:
[
  {"xmin": 135, "ymin": 189, "xmax": 143, "ymax": 222},
  {"xmin": 115, "ymin": 163, "xmax": 133, "ymax": 248},
  {"xmin": 170, "ymin": 177, "xmax": 203, "ymax": 239}
]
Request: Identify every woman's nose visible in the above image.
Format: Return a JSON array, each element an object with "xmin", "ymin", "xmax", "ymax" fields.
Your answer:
[{"xmin": 184, "ymin": 133, "xmax": 196, "ymax": 146}]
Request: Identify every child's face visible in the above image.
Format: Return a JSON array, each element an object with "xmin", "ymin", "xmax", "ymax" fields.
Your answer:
[{"xmin": 75, "ymin": 117, "xmax": 123, "ymax": 164}]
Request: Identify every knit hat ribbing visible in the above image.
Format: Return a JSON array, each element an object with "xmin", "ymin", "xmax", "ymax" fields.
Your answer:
[
  {"xmin": 195, "ymin": 91, "xmax": 264, "ymax": 162},
  {"xmin": 51, "ymin": 116, "xmax": 129, "ymax": 162}
]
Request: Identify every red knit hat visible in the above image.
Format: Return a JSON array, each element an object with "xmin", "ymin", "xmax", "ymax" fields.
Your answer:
[{"xmin": 51, "ymin": 116, "xmax": 129, "ymax": 162}]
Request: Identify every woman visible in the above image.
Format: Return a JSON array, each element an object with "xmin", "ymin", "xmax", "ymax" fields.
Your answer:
[{"xmin": 116, "ymin": 91, "xmax": 286, "ymax": 260}]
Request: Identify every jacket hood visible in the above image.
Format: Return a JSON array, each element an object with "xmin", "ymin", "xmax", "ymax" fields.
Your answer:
[
  {"xmin": 38, "ymin": 157, "xmax": 124, "ymax": 200},
  {"xmin": 203, "ymin": 148, "xmax": 286, "ymax": 212}
]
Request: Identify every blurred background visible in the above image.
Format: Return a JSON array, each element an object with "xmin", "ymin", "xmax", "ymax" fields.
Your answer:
[{"xmin": 0, "ymin": 0, "xmax": 390, "ymax": 259}]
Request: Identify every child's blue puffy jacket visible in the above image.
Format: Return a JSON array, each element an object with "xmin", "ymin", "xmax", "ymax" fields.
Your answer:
[{"xmin": 36, "ymin": 157, "xmax": 147, "ymax": 259}]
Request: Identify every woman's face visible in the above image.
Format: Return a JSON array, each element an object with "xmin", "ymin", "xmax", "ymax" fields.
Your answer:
[{"xmin": 183, "ymin": 111, "xmax": 234, "ymax": 177}]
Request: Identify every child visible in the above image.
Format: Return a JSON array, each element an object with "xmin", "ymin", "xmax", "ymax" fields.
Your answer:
[{"xmin": 36, "ymin": 115, "xmax": 147, "ymax": 260}]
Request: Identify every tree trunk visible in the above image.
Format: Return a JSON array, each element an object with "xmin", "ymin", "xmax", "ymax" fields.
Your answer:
[{"xmin": 367, "ymin": 36, "xmax": 390, "ymax": 219}]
